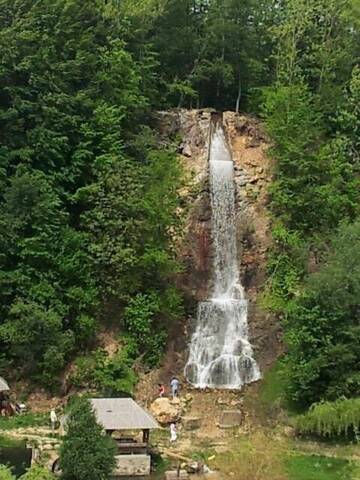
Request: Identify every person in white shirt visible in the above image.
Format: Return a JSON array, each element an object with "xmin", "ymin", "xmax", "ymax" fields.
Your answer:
[
  {"xmin": 170, "ymin": 422, "xmax": 177, "ymax": 443},
  {"xmin": 50, "ymin": 409, "xmax": 57, "ymax": 432}
]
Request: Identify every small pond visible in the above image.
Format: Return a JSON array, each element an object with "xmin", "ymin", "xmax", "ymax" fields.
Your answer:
[{"xmin": 0, "ymin": 443, "xmax": 32, "ymax": 477}]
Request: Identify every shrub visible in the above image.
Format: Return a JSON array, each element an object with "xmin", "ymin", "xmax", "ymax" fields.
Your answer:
[
  {"xmin": 0, "ymin": 466, "xmax": 15, "ymax": 480},
  {"xmin": 71, "ymin": 340, "xmax": 137, "ymax": 396},
  {"xmin": 124, "ymin": 293, "xmax": 168, "ymax": 367},
  {"xmin": 296, "ymin": 398, "xmax": 360, "ymax": 438},
  {"xmin": 20, "ymin": 466, "xmax": 55, "ymax": 479}
]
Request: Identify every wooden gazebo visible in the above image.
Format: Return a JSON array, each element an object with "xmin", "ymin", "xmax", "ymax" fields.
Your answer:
[{"xmin": 90, "ymin": 398, "xmax": 159, "ymax": 455}]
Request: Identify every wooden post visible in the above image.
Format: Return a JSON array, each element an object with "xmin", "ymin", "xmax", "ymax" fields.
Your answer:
[{"xmin": 142, "ymin": 429, "xmax": 150, "ymax": 443}]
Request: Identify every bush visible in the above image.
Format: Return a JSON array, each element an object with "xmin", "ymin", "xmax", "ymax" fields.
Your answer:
[
  {"xmin": 0, "ymin": 300, "xmax": 74, "ymax": 388},
  {"xmin": 124, "ymin": 293, "xmax": 168, "ymax": 367},
  {"xmin": 0, "ymin": 466, "xmax": 15, "ymax": 480},
  {"xmin": 60, "ymin": 397, "xmax": 116, "ymax": 480},
  {"xmin": 71, "ymin": 340, "xmax": 137, "ymax": 396},
  {"xmin": 296, "ymin": 398, "xmax": 360, "ymax": 438},
  {"xmin": 20, "ymin": 466, "xmax": 55, "ymax": 479}
]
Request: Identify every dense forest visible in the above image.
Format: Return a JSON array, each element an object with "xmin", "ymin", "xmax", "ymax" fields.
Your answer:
[{"xmin": 0, "ymin": 0, "xmax": 359, "ymax": 431}]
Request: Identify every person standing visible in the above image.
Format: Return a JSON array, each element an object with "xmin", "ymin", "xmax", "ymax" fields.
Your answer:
[
  {"xmin": 170, "ymin": 422, "xmax": 177, "ymax": 443},
  {"xmin": 170, "ymin": 377, "xmax": 180, "ymax": 398},
  {"xmin": 158, "ymin": 383, "xmax": 165, "ymax": 398},
  {"xmin": 50, "ymin": 409, "xmax": 58, "ymax": 433}
]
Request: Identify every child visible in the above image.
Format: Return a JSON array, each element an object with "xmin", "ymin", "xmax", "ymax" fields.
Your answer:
[{"xmin": 158, "ymin": 383, "xmax": 165, "ymax": 398}]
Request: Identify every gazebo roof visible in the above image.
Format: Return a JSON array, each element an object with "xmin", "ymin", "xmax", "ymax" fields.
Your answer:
[
  {"xmin": 0, "ymin": 377, "xmax": 9, "ymax": 392},
  {"xmin": 90, "ymin": 398, "xmax": 159, "ymax": 431}
]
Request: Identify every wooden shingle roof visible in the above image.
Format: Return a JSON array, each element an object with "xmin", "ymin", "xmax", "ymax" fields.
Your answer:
[
  {"xmin": 0, "ymin": 377, "xmax": 9, "ymax": 392},
  {"xmin": 90, "ymin": 398, "xmax": 159, "ymax": 431}
]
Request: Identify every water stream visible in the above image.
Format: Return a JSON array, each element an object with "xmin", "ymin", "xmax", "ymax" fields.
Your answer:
[{"xmin": 185, "ymin": 122, "xmax": 260, "ymax": 389}]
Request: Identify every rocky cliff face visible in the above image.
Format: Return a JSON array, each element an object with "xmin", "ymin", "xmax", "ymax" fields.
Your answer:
[{"xmin": 156, "ymin": 109, "xmax": 281, "ymax": 373}]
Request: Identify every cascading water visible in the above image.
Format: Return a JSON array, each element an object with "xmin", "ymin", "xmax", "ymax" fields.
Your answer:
[{"xmin": 184, "ymin": 121, "xmax": 261, "ymax": 389}]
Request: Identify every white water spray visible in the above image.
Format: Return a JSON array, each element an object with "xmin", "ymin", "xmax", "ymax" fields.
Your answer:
[{"xmin": 184, "ymin": 122, "xmax": 260, "ymax": 389}]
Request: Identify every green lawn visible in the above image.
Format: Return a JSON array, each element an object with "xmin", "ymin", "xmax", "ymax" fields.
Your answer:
[
  {"xmin": 0, "ymin": 435, "xmax": 25, "ymax": 448},
  {"xmin": 286, "ymin": 455, "xmax": 353, "ymax": 480},
  {"xmin": 0, "ymin": 413, "xmax": 47, "ymax": 431}
]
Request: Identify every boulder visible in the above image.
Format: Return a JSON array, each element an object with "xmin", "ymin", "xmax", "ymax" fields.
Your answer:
[
  {"xmin": 182, "ymin": 143, "xmax": 192, "ymax": 157},
  {"xmin": 184, "ymin": 393, "xmax": 193, "ymax": 403},
  {"xmin": 150, "ymin": 398, "xmax": 182, "ymax": 425}
]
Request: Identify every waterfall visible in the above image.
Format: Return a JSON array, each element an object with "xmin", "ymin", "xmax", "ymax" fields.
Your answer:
[{"xmin": 184, "ymin": 122, "xmax": 261, "ymax": 389}]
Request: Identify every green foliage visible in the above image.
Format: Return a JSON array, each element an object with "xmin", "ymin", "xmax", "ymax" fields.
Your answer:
[
  {"xmin": 71, "ymin": 341, "xmax": 137, "ymax": 396},
  {"xmin": 124, "ymin": 293, "xmax": 167, "ymax": 367},
  {"xmin": 258, "ymin": 361, "xmax": 290, "ymax": 414},
  {"xmin": 272, "ymin": 0, "xmax": 358, "ymax": 117},
  {"xmin": 0, "ymin": 413, "xmax": 47, "ymax": 431},
  {"xmin": 20, "ymin": 466, "xmax": 55, "ymax": 480},
  {"xmin": 0, "ymin": 465, "xmax": 56, "ymax": 480},
  {"xmin": 262, "ymin": 83, "xmax": 359, "ymax": 234},
  {"xmin": 0, "ymin": 0, "xmax": 184, "ymax": 386},
  {"xmin": 263, "ymin": 223, "xmax": 307, "ymax": 311},
  {"xmin": 145, "ymin": 0, "xmax": 274, "ymax": 110},
  {"xmin": 60, "ymin": 397, "xmax": 116, "ymax": 480},
  {"xmin": 284, "ymin": 221, "xmax": 360, "ymax": 406},
  {"xmin": 0, "ymin": 301, "xmax": 74, "ymax": 387},
  {"xmin": 295, "ymin": 398, "xmax": 360, "ymax": 438},
  {"xmin": 263, "ymin": 9, "xmax": 360, "ymax": 411},
  {"xmin": 0, "ymin": 466, "xmax": 15, "ymax": 480}
]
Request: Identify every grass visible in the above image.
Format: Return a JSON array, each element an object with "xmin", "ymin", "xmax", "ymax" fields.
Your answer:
[
  {"xmin": 206, "ymin": 431, "xmax": 360, "ymax": 480},
  {"xmin": 259, "ymin": 361, "xmax": 287, "ymax": 407},
  {"xmin": 0, "ymin": 413, "xmax": 48, "ymax": 431},
  {"xmin": 214, "ymin": 431, "xmax": 288, "ymax": 480},
  {"xmin": 0, "ymin": 435, "xmax": 25, "ymax": 448},
  {"xmin": 285, "ymin": 454, "xmax": 353, "ymax": 480},
  {"xmin": 243, "ymin": 360, "xmax": 291, "ymax": 427}
]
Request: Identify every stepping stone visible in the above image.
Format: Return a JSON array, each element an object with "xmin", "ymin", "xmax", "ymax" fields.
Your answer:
[
  {"xmin": 218, "ymin": 410, "xmax": 243, "ymax": 428},
  {"xmin": 165, "ymin": 470, "xmax": 189, "ymax": 480}
]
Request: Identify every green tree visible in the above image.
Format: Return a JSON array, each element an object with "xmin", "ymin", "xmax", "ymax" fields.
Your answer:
[
  {"xmin": 272, "ymin": 0, "xmax": 359, "ymax": 116},
  {"xmin": 285, "ymin": 221, "xmax": 360, "ymax": 406},
  {"xmin": 0, "ymin": 0, "xmax": 184, "ymax": 385},
  {"xmin": 60, "ymin": 398, "xmax": 116, "ymax": 480}
]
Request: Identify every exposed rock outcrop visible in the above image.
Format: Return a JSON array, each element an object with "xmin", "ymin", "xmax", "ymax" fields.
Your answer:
[
  {"xmin": 150, "ymin": 397, "xmax": 182, "ymax": 425},
  {"xmin": 136, "ymin": 110, "xmax": 281, "ymax": 403}
]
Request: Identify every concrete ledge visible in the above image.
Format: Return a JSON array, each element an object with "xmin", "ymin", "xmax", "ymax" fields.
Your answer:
[
  {"xmin": 113, "ymin": 454, "xmax": 150, "ymax": 477},
  {"xmin": 165, "ymin": 470, "xmax": 189, "ymax": 479}
]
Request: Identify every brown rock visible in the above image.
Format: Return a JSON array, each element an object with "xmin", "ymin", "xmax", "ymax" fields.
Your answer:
[
  {"xmin": 150, "ymin": 398, "xmax": 182, "ymax": 425},
  {"xmin": 182, "ymin": 143, "xmax": 192, "ymax": 157}
]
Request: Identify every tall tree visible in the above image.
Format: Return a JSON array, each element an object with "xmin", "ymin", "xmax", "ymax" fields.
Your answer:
[{"xmin": 60, "ymin": 398, "xmax": 116, "ymax": 480}]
